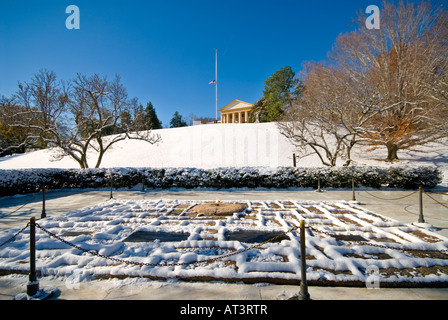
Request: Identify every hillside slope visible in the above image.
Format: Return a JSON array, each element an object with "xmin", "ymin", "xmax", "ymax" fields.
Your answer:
[{"xmin": 0, "ymin": 123, "xmax": 447, "ymax": 186}]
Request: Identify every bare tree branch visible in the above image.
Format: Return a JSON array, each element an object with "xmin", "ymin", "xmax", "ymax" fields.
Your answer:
[{"xmin": 1, "ymin": 70, "xmax": 161, "ymax": 168}]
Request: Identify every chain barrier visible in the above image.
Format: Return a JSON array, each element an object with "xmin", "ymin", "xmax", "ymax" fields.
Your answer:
[
  {"xmin": 423, "ymin": 190, "xmax": 448, "ymax": 210},
  {"xmin": 0, "ymin": 192, "xmax": 41, "ymax": 219},
  {"xmin": 307, "ymin": 225, "xmax": 448, "ymax": 256},
  {"xmin": 0, "ymin": 223, "xmax": 30, "ymax": 249},
  {"xmin": 1, "ymin": 219, "xmax": 447, "ymax": 276},
  {"xmin": 0, "ymin": 184, "xmax": 446, "ymax": 270},
  {"xmin": 35, "ymin": 223, "xmax": 300, "ymax": 267},
  {"xmin": 362, "ymin": 189, "xmax": 419, "ymax": 201}
]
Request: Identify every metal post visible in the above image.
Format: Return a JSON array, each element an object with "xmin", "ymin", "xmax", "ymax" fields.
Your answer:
[
  {"xmin": 27, "ymin": 217, "xmax": 39, "ymax": 296},
  {"xmin": 352, "ymin": 178, "xmax": 356, "ymax": 202},
  {"xmin": 293, "ymin": 154, "xmax": 297, "ymax": 168},
  {"xmin": 315, "ymin": 175, "xmax": 323, "ymax": 193},
  {"xmin": 298, "ymin": 220, "xmax": 310, "ymax": 300},
  {"xmin": 215, "ymin": 48, "xmax": 218, "ymax": 121},
  {"xmin": 41, "ymin": 188, "xmax": 46, "ymax": 219},
  {"xmin": 418, "ymin": 186, "xmax": 425, "ymax": 223},
  {"xmin": 110, "ymin": 180, "xmax": 113, "ymax": 200}
]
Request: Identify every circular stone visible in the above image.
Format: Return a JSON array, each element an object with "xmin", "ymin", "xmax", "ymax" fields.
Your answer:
[{"xmin": 192, "ymin": 203, "xmax": 247, "ymax": 217}]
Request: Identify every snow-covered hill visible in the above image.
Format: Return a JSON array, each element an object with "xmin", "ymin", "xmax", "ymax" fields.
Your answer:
[{"xmin": 0, "ymin": 123, "xmax": 447, "ymax": 186}]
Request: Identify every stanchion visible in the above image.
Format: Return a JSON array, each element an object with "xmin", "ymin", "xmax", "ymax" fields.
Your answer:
[
  {"xmin": 352, "ymin": 178, "xmax": 356, "ymax": 202},
  {"xmin": 15, "ymin": 218, "xmax": 60, "ymax": 300},
  {"xmin": 27, "ymin": 217, "xmax": 39, "ymax": 296},
  {"xmin": 419, "ymin": 186, "xmax": 425, "ymax": 223},
  {"xmin": 315, "ymin": 175, "xmax": 323, "ymax": 193},
  {"xmin": 41, "ymin": 188, "xmax": 46, "ymax": 219},
  {"xmin": 298, "ymin": 220, "xmax": 311, "ymax": 300},
  {"xmin": 110, "ymin": 180, "xmax": 114, "ymax": 200}
]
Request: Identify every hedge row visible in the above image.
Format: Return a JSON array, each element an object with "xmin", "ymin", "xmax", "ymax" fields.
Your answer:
[{"xmin": 0, "ymin": 166, "xmax": 442, "ymax": 197}]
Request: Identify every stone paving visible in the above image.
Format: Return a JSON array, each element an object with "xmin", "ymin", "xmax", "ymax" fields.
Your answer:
[
  {"xmin": 1, "ymin": 188, "xmax": 448, "ymax": 300},
  {"xmin": 1, "ymin": 198, "xmax": 447, "ymax": 288}
]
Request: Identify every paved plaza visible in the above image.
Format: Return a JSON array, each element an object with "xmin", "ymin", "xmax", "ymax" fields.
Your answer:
[{"xmin": 1, "ymin": 188, "xmax": 448, "ymax": 300}]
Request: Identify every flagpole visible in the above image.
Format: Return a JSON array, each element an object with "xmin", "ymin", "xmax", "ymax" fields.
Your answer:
[{"xmin": 215, "ymin": 49, "xmax": 218, "ymax": 122}]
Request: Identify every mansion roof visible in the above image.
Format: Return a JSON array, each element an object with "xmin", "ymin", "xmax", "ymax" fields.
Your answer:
[{"xmin": 219, "ymin": 100, "xmax": 253, "ymax": 113}]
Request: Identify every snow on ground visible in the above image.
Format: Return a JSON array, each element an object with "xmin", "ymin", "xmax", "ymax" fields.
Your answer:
[
  {"xmin": 1, "ymin": 199, "xmax": 447, "ymax": 286},
  {"xmin": 1, "ymin": 123, "xmax": 447, "ymax": 290},
  {"xmin": 0, "ymin": 123, "xmax": 447, "ymax": 186}
]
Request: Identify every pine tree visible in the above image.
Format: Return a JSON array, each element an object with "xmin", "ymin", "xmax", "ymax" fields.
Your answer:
[
  {"xmin": 170, "ymin": 111, "xmax": 187, "ymax": 128},
  {"xmin": 263, "ymin": 66, "xmax": 302, "ymax": 122},
  {"xmin": 144, "ymin": 102, "xmax": 162, "ymax": 129}
]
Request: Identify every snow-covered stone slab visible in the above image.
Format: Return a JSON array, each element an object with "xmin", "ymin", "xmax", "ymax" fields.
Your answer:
[{"xmin": 1, "ymin": 199, "xmax": 447, "ymax": 287}]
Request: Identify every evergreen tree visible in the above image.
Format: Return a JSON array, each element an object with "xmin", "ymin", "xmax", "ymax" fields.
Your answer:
[
  {"xmin": 170, "ymin": 111, "xmax": 187, "ymax": 128},
  {"xmin": 144, "ymin": 101, "xmax": 162, "ymax": 129},
  {"xmin": 249, "ymin": 98, "xmax": 269, "ymax": 123},
  {"xmin": 263, "ymin": 66, "xmax": 303, "ymax": 122},
  {"xmin": 119, "ymin": 110, "xmax": 133, "ymax": 131}
]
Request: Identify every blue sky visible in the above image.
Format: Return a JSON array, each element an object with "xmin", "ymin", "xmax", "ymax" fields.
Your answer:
[{"xmin": 1, "ymin": 0, "xmax": 382, "ymax": 126}]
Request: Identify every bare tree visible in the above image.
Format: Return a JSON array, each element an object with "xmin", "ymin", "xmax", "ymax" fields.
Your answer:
[
  {"xmin": 278, "ymin": 63, "xmax": 356, "ymax": 167},
  {"xmin": 8, "ymin": 69, "xmax": 70, "ymax": 151},
  {"xmin": 5, "ymin": 70, "xmax": 161, "ymax": 168},
  {"xmin": 280, "ymin": 0, "xmax": 448, "ymax": 164},
  {"xmin": 0, "ymin": 96, "xmax": 37, "ymax": 155},
  {"xmin": 424, "ymin": 6, "xmax": 448, "ymax": 135},
  {"xmin": 345, "ymin": 0, "xmax": 448, "ymax": 161},
  {"xmin": 279, "ymin": 53, "xmax": 382, "ymax": 167}
]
